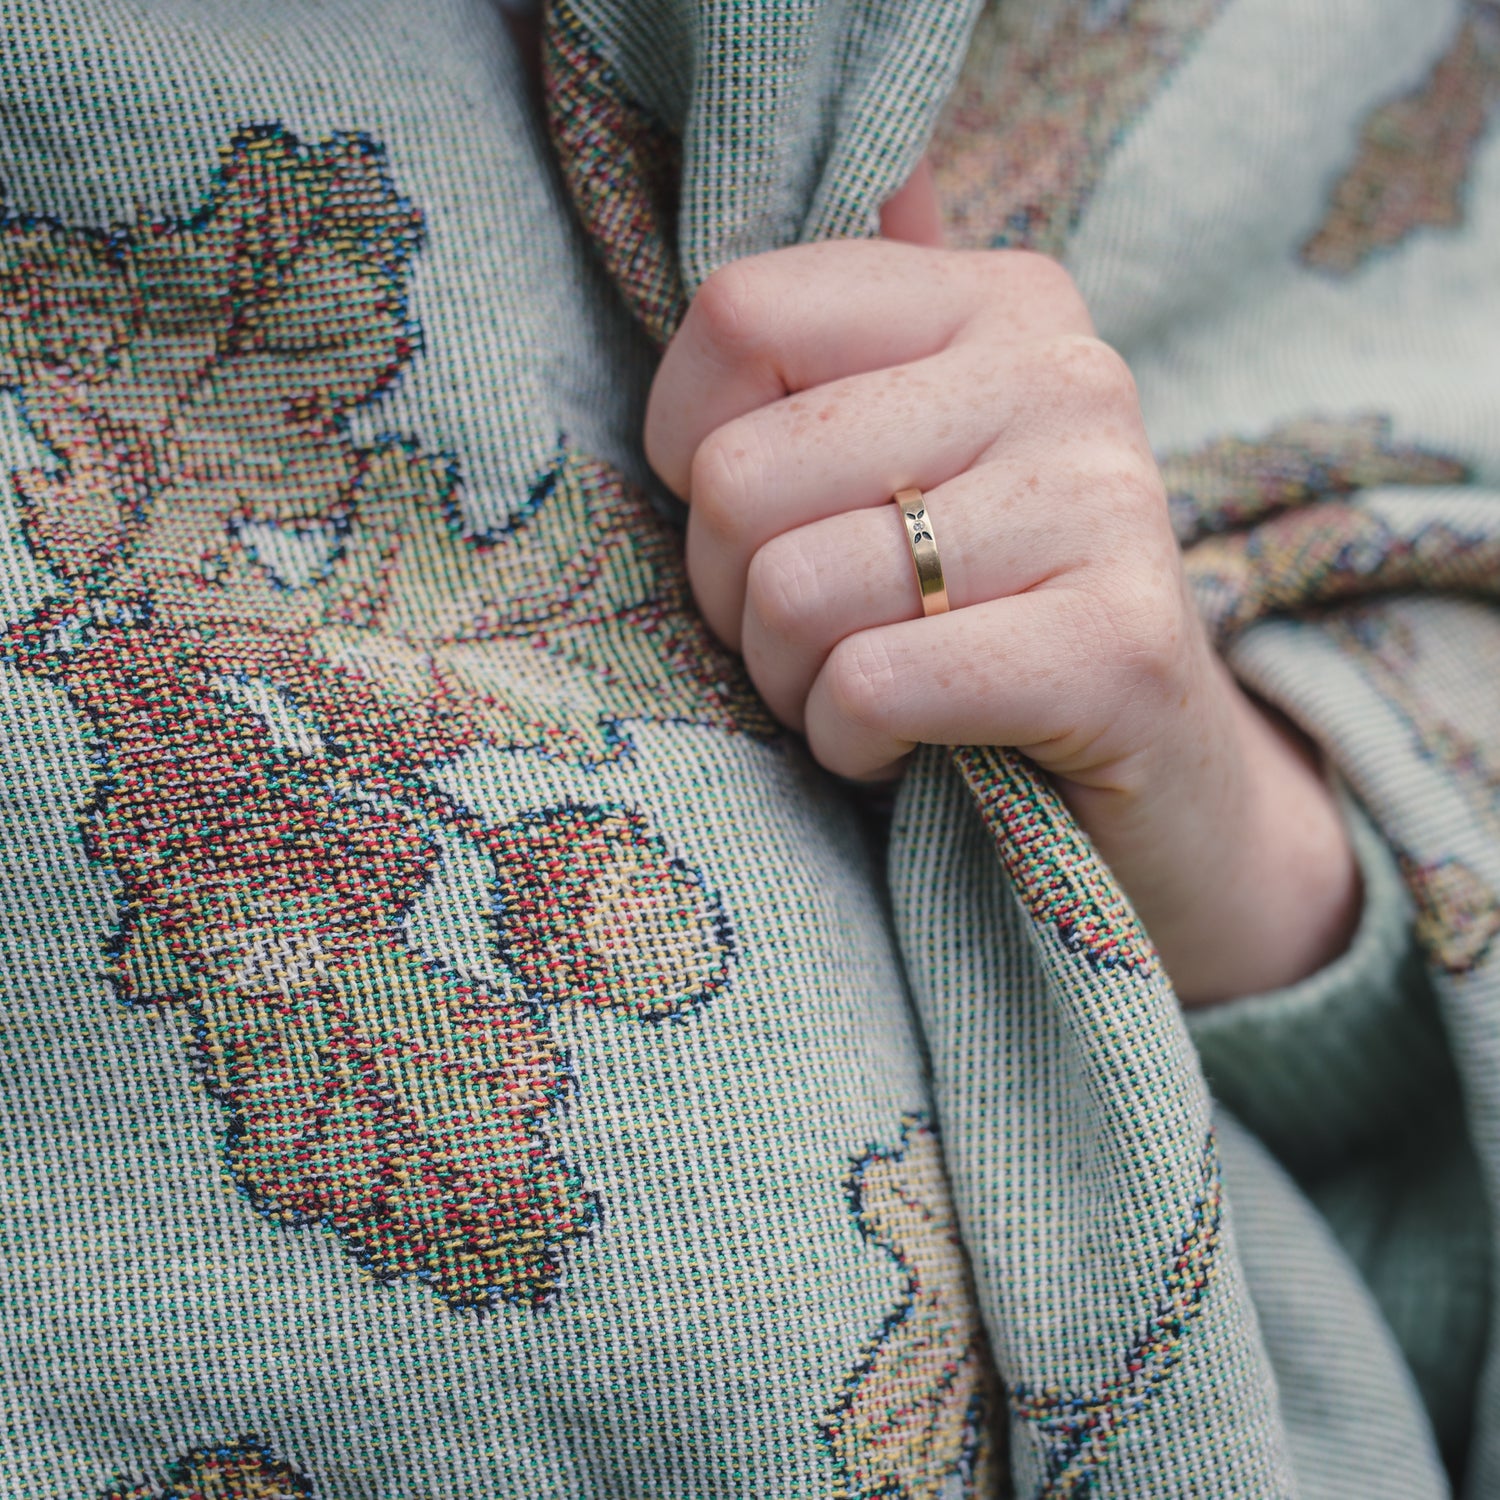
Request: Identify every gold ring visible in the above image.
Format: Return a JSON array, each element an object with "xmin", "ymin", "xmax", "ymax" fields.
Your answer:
[{"xmin": 894, "ymin": 488, "xmax": 949, "ymax": 616}]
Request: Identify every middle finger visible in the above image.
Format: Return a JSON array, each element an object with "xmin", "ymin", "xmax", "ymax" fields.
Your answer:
[{"xmin": 683, "ymin": 338, "xmax": 1080, "ymax": 649}]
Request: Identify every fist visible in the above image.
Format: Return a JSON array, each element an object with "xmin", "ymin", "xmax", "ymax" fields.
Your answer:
[
  {"xmin": 644, "ymin": 241, "xmax": 1358, "ymax": 1005},
  {"xmin": 648, "ymin": 242, "xmax": 1186, "ymax": 785}
]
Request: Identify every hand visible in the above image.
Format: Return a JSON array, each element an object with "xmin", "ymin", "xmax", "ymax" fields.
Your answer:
[{"xmin": 643, "ymin": 240, "xmax": 1359, "ymax": 1005}]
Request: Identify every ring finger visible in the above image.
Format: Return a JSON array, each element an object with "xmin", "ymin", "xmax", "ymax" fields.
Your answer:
[
  {"xmin": 682, "ymin": 330, "xmax": 1128, "ymax": 650},
  {"xmin": 740, "ymin": 459, "xmax": 1098, "ymax": 731}
]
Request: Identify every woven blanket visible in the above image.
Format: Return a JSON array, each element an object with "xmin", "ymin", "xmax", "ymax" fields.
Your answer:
[{"xmin": 2, "ymin": 1, "xmax": 1498, "ymax": 1495}]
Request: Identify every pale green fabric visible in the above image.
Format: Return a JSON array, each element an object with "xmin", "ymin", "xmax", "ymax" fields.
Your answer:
[
  {"xmin": 1190, "ymin": 790, "xmax": 1453, "ymax": 1176},
  {"xmin": 1, "ymin": 1, "xmax": 1497, "ymax": 1497},
  {"xmin": 1190, "ymin": 795, "xmax": 1489, "ymax": 1472}
]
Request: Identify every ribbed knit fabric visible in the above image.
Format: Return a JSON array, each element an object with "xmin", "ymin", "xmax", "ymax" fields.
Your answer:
[
  {"xmin": 1190, "ymin": 794, "xmax": 1489, "ymax": 1471},
  {"xmin": 1189, "ymin": 791, "xmax": 1453, "ymax": 1177},
  {"xmin": 2, "ymin": 1, "xmax": 1498, "ymax": 1497}
]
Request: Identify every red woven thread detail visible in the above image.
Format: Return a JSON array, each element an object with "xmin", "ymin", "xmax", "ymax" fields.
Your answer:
[
  {"xmin": 1011, "ymin": 1132, "xmax": 1224, "ymax": 1498},
  {"xmin": 101, "ymin": 1437, "xmax": 316, "ymax": 1500},
  {"xmin": 544, "ymin": 0, "xmax": 688, "ymax": 345},
  {"xmin": 951, "ymin": 744, "xmax": 1157, "ymax": 977},
  {"xmin": 0, "ymin": 124, "xmax": 755, "ymax": 1310}
]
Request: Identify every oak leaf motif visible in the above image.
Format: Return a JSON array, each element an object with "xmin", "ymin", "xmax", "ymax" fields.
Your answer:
[{"xmin": 0, "ymin": 125, "xmax": 757, "ymax": 1307}]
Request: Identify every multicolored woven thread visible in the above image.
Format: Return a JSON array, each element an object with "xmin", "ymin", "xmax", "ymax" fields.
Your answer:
[
  {"xmin": 821, "ymin": 1115, "xmax": 999, "ymax": 1500},
  {"xmin": 545, "ymin": 0, "xmax": 687, "ymax": 345},
  {"xmin": 1009, "ymin": 1134, "xmax": 1223, "ymax": 1499},
  {"xmin": 1303, "ymin": 0, "xmax": 1500, "ymax": 273},
  {"xmin": 100, "ymin": 1438, "xmax": 316, "ymax": 1500},
  {"xmin": 1159, "ymin": 416, "xmax": 1469, "ymax": 546},
  {"xmin": 1184, "ymin": 503, "xmax": 1500, "ymax": 645},
  {"xmin": 0, "ymin": 123, "xmax": 764, "ymax": 1310},
  {"xmin": 930, "ymin": 0, "xmax": 1229, "ymax": 255},
  {"xmin": 5, "ymin": 0, "xmax": 1499, "ymax": 1492},
  {"xmin": 950, "ymin": 745, "xmax": 1158, "ymax": 979}
]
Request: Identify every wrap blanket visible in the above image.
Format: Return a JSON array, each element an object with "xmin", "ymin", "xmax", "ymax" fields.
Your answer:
[{"xmin": 1, "ymin": 1, "xmax": 1498, "ymax": 1495}]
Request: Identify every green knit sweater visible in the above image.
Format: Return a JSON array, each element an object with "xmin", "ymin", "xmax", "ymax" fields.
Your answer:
[{"xmin": 1191, "ymin": 795, "xmax": 1490, "ymax": 1475}]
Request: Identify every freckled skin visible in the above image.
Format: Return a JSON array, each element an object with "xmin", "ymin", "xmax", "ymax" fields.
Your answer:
[{"xmin": 644, "ymin": 237, "xmax": 1361, "ymax": 1007}]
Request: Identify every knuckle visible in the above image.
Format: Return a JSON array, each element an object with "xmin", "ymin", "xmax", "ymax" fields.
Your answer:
[
  {"xmin": 688, "ymin": 422, "xmax": 764, "ymax": 546},
  {"xmin": 1012, "ymin": 249, "xmax": 1083, "ymax": 305},
  {"xmin": 690, "ymin": 261, "xmax": 773, "ymax": 358},
  {"xmin": 1095, "ymin": 459, "xmax": 1169, "ymax": 525},
  {"xmin": 1046, "ymin": 334, "xmax": 1139, "ymax": 413},
  {"xmin": 824, "ymin": 632, "xmax": 898, "ymax": 736},
  {"xmin": 745, "ymin": 533, "xmax": 823, "ymax": 643},
  {"xmin": 974, "ymin": 249, "xmax": 1093, "ymax": 332}
]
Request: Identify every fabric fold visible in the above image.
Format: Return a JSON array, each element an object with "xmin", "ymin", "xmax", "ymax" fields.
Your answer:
[{"xmin": 544, "ymin": 0, "xmax": 1500, "ymax": 1491}]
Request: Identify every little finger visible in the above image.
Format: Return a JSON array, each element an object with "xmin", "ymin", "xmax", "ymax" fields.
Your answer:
[
  {"xmin": 740, "ymin": 465, "xmax": 1100, "ymax": 729},
  {"xmin": 801, "ymin": 589, "xmax": 1124, "ymax": 781}
]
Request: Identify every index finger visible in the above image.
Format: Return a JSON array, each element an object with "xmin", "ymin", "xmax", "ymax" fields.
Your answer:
[{"xmin": 643, "ymin": 241, "xmax": 1090, "ymax": 498}]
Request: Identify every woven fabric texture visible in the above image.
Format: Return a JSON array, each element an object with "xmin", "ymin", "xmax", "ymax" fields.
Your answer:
[{"xmin": 1, "ymin": 0, "xmax": 1498, "ymax": 1496}]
